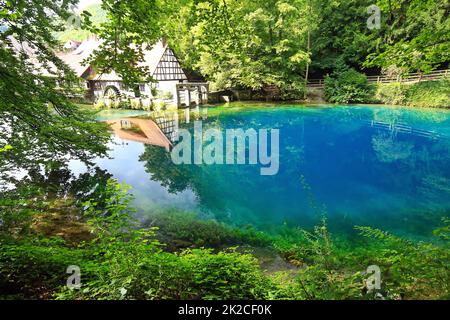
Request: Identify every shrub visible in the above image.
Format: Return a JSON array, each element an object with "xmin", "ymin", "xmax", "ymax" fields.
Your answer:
[
  {"xmin": 375, "ymin": 82, "xmax": 405, "ymax": 105},
  {"xmin": 403, "ymin": 78, "xmax": 450, "ymax": 108},
  {"xmin": 152, "ymin": 99, "xmax": 166, "ymax": 111},
  {"xmin": 278, "ymin": 80, "xmax": 306, "ymax": 101},
  {"xmin": 324, "ymin": 69, "xmax": 374, "ymax": 104},
  {"xmin": 50, "ymin": 181, "xmax": 271, "ymax": 300},
  {"xmin": 2, "ymin": 180, "xmax": 449, "ymax": 300},
  {"xmin": 375, "ymin": 78, "xmax": 450, "ymax": 108},
  {"xmin": 355, "ymin": 224, "xmax": 450, "ymax": 299},
  {"xmin": 0, "ymin": 238, "xmax": 85, "ymax": 299}
]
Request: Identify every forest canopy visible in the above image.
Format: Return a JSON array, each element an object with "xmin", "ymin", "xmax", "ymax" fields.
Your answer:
[{"xmin": 56, "ymin": 0, "xmax": 450, "ymax": 92}]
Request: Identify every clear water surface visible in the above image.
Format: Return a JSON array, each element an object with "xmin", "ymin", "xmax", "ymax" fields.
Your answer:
[{"xmin": 70, "ymin": 104, "xmax": 450, "ymax": 240}]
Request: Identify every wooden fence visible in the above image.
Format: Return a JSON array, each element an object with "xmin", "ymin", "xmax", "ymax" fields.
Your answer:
[{"xmin": 307, "ymin": 69, "xmax": 450, "ymax": 88}]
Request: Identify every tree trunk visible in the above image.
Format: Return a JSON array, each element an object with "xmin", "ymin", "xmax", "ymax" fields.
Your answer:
[{"xmin": 304, "ymin": 4, "xmax": 311, "ymax": 101}]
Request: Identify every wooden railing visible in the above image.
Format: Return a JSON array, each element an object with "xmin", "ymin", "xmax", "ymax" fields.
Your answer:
[
  {"xmin": 307, "ymin": 78, "xmax": 325, "ymax": 88},
  {"xmin": 307, "ymin": 69, "xmax": 450, "ymax": 88}
]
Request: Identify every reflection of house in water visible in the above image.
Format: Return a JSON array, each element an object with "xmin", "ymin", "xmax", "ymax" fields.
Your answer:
[
  {"xmin": 107, "ymin": 107, "xmax": 209, "ymax": 150},
  {"xmin": 153, "ymin": 107, "xmax": 209, "ymax": 142},
  {"xmin": 120, "ymin": 120, "xmax": 133, "ymax": 129},
  {"xmin": 107, "ymin": 118, "xmax": 173, "ymax": 151},
  {"xmin": 153, "ymin": 112, "xmax": 179, "ymax": 143}
]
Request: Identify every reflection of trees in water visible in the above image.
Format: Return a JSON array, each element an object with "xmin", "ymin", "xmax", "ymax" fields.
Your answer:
[
  {"xmin": 371, "ymin": 132, "xmax": 414, "ymax": 163},
  {"xmin": 403, "ymin": 108, "xmax": 450, "ymax": 124},
  {"xmin": 369, "ymin": 124, "xmax": 450, "ymax": 211},
  {"xmin": 138, "ymin": 143, "xmax": 228, "ymax": 220},
  {"xmin": 370, "ymin": 129, "xmax": 450, "ymax": 205},
  {"xmin": 138, "ymin": 115, "xmax": 311, "ymax": 226},
  {"xmin": 139, "ymin": 145, "xmax": 193, "ymax": 194},
  {"xmin": 372, "ymin": 108, "xmax": 402, "ymax": 124},
  {"xmin": 1, "ymin": 163, "xmax": 113, "ymax": 204},
  {"xmin": 372, "ymin": 106, "xmax": 450, "ymax": 137},
  {"xmin": 139, "ymin": 108, "xmax": 450, "ymax": 232},
  {"xmin": 370, "ymin": 106, "xmax": 450, "ymax": 124}
]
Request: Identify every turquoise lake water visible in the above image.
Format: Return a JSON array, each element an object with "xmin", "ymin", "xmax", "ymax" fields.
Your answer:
[{"xmin": 72, "ymin": 104, "xmax": 450, "ymax": 239}]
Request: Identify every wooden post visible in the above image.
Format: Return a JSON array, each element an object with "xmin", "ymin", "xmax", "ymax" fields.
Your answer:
[
  {"xmin": 173, "ymin": 111, "xmax": 179, "ymax": 142},
  {"xmin": 196, "ymin": 85, "xmax": 201, "ymax": 105},
  {"xmin": 184, "ymin": 108, "xmax": 190, "ymax": 124},
  {"xmin": 176, "ymin": 84, "xmax": 181, "ymax": 108},
  {"xmin": 185, "ymin": 87, "xmax": 190, "ymax": 107},
  {"xmin": 197, "ymin": 85, "xmax": 202, "ymax": 105}
]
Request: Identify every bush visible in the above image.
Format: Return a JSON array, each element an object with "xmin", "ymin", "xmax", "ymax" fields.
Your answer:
[
  {"xmin": 152, "ymin": 99, "xmax": 166, "ymax": 111},
  {"xmin": 0, "ymin": 180, "xmax": 272, "ymax": 300},
  {"xmin": 324, "ymin": 69, "xmax": 374, "ymax": 104},
  {"xmin": 375, "ymin": 78, "xmax": 450, "ymax": 108},
  {"xmin": 403, "ymin": 78, "xmax": 450, "ymax": 108},
  {"xmin": 56, "ymin": 247, "xmax": 272, "ymax": 300},
  {"xmin": 356, "ymin": 225, "xmax": 450, "ymax": 299},
  {"xmin": 278, "ymin": 80, "xmax": 306, "ymax": 101},
  {"xmin": 375, "ymin": 82, "xmax": 405, "ymax": 105},
  {"xmin": 0, "ymin": 238, "xmax": 85, "ymax": 299}
]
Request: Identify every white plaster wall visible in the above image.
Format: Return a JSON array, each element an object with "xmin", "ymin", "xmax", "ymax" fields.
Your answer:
[{"xmin": 155, "ymin": 81, "xmax": 178, "ymax": 99}]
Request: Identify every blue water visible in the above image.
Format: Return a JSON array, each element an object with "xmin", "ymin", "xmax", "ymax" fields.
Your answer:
[{"xmin": 73, "ymin": 104, "xmax": 450, "ymax": 239}]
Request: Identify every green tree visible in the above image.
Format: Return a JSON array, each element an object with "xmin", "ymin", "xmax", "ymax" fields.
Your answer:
[
  {"xmin": 82, "ymin": 0, "xmax": 165, "ymax": 87},
  {"xmin": 0, "ymin": 0, "xmax": 110, "ymax": 179},
  {"xmin": 309, "ymin": 0, "xmax": 374, "ymax": 73},
  {"xmin": 164, "ymin": 0, "xmax": 310, "ymax": 98},
  {"xmin": 365, "ymin": 0, "xmax": 450, "ymax": 73}
]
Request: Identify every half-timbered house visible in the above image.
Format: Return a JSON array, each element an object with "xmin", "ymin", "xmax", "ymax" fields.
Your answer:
[{"xmin": 58, "ymin": 37, "xmax": 208, "ymax": 107}]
